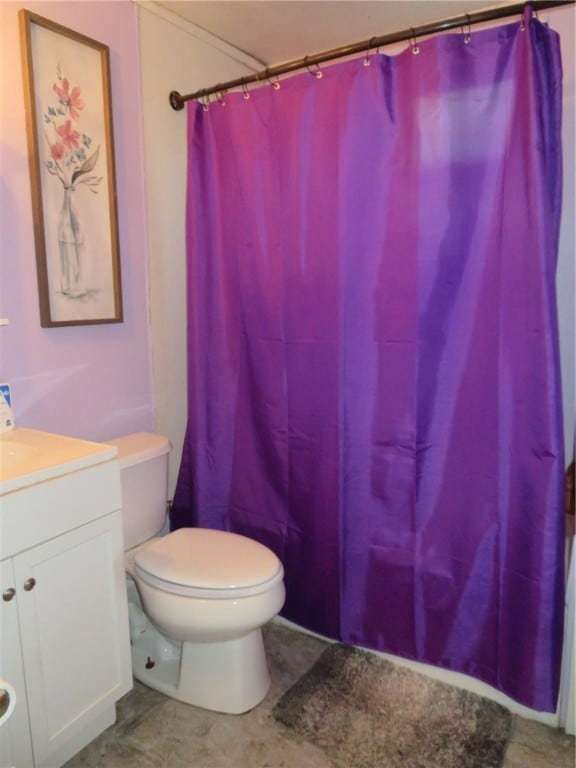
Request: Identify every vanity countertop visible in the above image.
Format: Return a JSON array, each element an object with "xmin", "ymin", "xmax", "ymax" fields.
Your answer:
[{"xmin": 0, "ymin": 428, "xmax": 116, "ymax": 496}]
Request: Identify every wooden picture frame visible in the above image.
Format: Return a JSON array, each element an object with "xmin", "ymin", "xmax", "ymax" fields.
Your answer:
[{"xmin": 20, "ymin": 10, "xmax": 123, "ymax": 327}]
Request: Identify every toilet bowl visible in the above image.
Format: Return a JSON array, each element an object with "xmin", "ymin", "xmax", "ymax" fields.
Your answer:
[
  {"xmin": 126, "ymin": 528, "xmax": 285, "ymax": 714},
  {"xmin": 108, "ymin": 433, "xmax": 286, "ymax": 714}
]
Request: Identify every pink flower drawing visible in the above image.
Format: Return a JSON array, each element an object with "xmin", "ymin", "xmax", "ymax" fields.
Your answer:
[
  {"xmin": 50, "ymin": 142, "xmax": 65, "ymax": 161},
  {"xmin": 53, "ymin": 77, "xmax": 85, "ymax": 120},
  {"xmin": 56, "ymin": 120, "xmax": 81, "ymax": 151},
  {"xmin": 43, "ymin": 64, "xmax": 102, "ymax": 192}
]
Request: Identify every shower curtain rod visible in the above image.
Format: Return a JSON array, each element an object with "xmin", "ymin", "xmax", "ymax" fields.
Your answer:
[{"xmin": 169, "ymin": 0, "xmax": 574, "ymax": 110}]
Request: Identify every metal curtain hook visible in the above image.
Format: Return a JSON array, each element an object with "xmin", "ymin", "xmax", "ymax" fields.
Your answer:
[
  {"xmin": 462, "ymin": 14, "xmax": 472, "ymax": 44},
  {"xmin": 218, "ymin": 90, "xmax": 226, "ymax": 106},
  {"xmin": 410, "ymin": 28, "xmax": 420, "ymax": 55},
  {"xmin": 266, "ymin": 69, "xmax": 281, "ymax": 90},
  {"xmin": 201, "ymin": 95, "xmax": 209, "ymax": 112},
  {"xmin": 241, "ymin": 81, "xmax": 250, "ymax": 100},
  {"xmin": 363, "ymin": 37, "xmax": 377, "ymax": 67},
  {"xmin": 305, "ymin": 56, "xmax": 323, "ymax": 79}
]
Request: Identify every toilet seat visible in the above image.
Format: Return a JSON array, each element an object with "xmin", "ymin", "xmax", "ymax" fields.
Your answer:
[{"xmin": 133, "ymin": 528, "xmax": 284, "ymax": 599}]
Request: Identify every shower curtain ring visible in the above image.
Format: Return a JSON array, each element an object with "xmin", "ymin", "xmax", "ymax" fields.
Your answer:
[
  {"xmin": 218, "ymin": 90, "xmax": 226, "ymax": 106},
  {"xmin": 241, "ymin": 81, "xmax": 250, "ymax": 100},
  {"xmin": 462, "ymin": 14, "xmax": 472, "ymax": 44},
  {"xmin": 410, "ymin": 28, "xmax": 420, "ymax": 55},
  {"xmin": 305, "ymin": 56, "xmax": 323, "ymax": 79},
  {"xmin": 201, "ymin": 94, "xmax": 210, "ymax": 112},
  {"xmin": 363, "ymin": 37, "xmax": 377, "ymax": 67},
  {"xmin": 266, "ymin": 69, "xmax": 281, "ymax": 90}
]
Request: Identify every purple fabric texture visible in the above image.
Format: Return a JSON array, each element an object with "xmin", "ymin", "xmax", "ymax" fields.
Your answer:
[{"xmin": 172, "ymin": 14, "xmax": 565, "ymax": 711}]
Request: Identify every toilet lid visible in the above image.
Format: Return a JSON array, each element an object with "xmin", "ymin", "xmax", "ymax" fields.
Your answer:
[{"xmin": 133, "ymin": 528, "xmax": 283, "ymax": 597}]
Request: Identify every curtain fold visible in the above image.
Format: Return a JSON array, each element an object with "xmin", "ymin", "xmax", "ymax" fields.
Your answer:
[{"xmin": 172, "ymin": 13, "xmax": 565, "ymax": 711}]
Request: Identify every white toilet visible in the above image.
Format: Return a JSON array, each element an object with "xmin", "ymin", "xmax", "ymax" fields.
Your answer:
[{"xmin": 108, "ymin": 432, "xmax": 286, "ymax": 714}]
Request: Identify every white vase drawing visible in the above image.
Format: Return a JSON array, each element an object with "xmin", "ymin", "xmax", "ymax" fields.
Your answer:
[{"xmin": 57, "ymin": 186, "xmax": 85, "ymax": 296}]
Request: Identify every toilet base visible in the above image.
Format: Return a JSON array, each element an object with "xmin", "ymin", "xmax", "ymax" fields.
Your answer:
[
  {"xmin": 130, "ymin": 618, "xmax": 271, "ymax": 714},
  {"xmin": 180, "ymin": 631, "xmax": 270, "ymax": 713}
]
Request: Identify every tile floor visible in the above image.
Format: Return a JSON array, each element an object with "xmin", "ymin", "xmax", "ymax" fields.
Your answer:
[{"xmin": 65, "ymin": 622, "xmax": 575, "ymax": 768}]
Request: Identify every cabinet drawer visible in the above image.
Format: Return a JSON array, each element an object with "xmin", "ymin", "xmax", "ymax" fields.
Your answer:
[{"xmin": 0, "ymin": 461, "xmax": 121, "ymax": 559}]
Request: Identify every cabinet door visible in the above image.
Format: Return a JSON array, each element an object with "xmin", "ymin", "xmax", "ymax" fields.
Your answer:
[
  {"xmin": 13, "ymin": 512, "xmax": 131, "ymax": 767},
  {"xmin": 0, "ymin": 559, "xmax": 34, "ymax": 768}
]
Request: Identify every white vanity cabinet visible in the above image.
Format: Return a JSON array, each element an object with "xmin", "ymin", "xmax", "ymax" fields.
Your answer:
[{"xmin": 0, "ymin": 431, "xmax": 132, "ymax": 768}]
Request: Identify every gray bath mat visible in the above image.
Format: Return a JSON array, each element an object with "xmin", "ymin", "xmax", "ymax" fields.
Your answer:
[{"xmin": 273, "ymin": 643, "xmax": 512, "ymax": 768}]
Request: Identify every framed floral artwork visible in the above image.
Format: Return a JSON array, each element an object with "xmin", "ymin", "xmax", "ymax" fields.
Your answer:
[{"xmin": 19, "ymin": 10, "xmax": 123, "ymax": 327}]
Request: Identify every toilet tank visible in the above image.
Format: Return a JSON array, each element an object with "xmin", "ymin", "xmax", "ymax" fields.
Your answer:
[{"xmin": 107, "ymin": 432, "xmax": 171, "ymax": 550}]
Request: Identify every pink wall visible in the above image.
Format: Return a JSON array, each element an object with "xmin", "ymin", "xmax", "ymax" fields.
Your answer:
[{"xmin": 0, "ymin": 1, "xmax": 154, "ymax": 441}]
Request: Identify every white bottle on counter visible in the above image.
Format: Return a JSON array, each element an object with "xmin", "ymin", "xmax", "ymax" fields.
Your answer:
[{"xmin": 0, "ymin": 383, "xmax": 15, "ymax": 433}]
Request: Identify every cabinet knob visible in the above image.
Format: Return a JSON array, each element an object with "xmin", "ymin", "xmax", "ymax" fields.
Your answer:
[
  {"xmin": 23, "ymin": 578, "xmax": 36, "ymax": 592},
  {"xmin": 2, "ymin": 587, "xmax": 16, "ymax": 602}
]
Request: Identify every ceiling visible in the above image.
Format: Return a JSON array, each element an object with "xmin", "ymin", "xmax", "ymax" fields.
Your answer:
[{"xmin": 157, "ymin": 0, "xmax": 517, "ymax": 66}]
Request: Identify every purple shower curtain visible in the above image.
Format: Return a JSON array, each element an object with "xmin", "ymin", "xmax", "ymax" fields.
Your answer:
[{"xmin": 173, "ymin": 12, "xmax": 565, "ymax": 711}]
